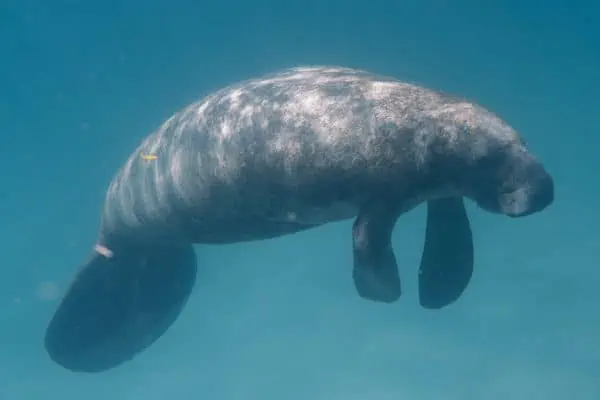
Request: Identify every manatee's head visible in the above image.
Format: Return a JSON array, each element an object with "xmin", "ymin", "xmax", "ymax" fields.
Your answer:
[{"xmin": 439, "ymin": 102, "xmax": 554, "ymax": 217}]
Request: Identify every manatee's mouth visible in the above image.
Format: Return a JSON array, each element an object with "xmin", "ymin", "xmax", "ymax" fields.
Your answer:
[
  {"xmin": 498, "ymin": 179, "xmax": 554, "ymax": 218},
  {"xmin": 498, "ymin": 187, "xmax": 535, "ymax": 217}
]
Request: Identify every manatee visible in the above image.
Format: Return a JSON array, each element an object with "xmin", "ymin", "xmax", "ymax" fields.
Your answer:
[{"xmin": 44, "ymin": 66, "xmax": 554, "ymax": 373}]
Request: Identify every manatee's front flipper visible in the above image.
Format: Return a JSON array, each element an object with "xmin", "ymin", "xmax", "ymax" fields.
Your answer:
[
  {"xmin": 419, "ymin": 197, "xmax": 473, "ymax": 309},
  {"xmin": 44, "ymin": 242, "xmax": 197, "ymax": 373},
  {"xmin": 352, "ymin": 202, "xmax": 401, "ymax": 303}
]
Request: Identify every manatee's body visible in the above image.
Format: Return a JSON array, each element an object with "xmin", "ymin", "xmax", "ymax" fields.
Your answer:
[
  {"xmin": 45, "ymin": 66, "xmax": 554, "ymax": 373},
  {"xmin": 99, "ymin": 67, "xmax": 472, "ymax": 244}
]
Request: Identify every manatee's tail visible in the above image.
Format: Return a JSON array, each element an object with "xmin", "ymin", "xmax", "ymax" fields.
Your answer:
[{"xmin": 44, "ymin": 241, "xmax": 197, "ymax": 373}]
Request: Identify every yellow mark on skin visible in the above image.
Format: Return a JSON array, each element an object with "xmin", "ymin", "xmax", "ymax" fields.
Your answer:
[
  {"xmin": 141, "ymin": 154, "xmax": 158, "ymax": 161},
  {"xmin": 94, "ymin": 244, "xmax": 114, "ymax": 258}
]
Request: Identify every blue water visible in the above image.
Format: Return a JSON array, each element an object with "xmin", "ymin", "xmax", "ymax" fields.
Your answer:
[{"xmin": 1, "ymin": 1, "xmax": 598, "ymax": 398}]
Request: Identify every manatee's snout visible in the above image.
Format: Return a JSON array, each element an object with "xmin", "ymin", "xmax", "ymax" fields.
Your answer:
[{"xmin": 499, "ymin": 162, "xmax": 554, "ymax": 217}]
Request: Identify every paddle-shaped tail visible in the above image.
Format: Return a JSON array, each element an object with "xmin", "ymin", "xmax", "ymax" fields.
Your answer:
[{"xmin": 44, "ymin": 241, "xmax": 197, "ymax": 373}]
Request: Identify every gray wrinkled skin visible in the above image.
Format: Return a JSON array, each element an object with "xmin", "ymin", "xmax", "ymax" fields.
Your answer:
[{"xmin": 98, "ymin": 66, "xmax": 544, "ymax": 249}]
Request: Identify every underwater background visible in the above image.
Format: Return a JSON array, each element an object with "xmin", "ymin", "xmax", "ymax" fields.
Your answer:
[{"xmin": 1, "ymin": 0, "xmax": 598, "ymax": 398}]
